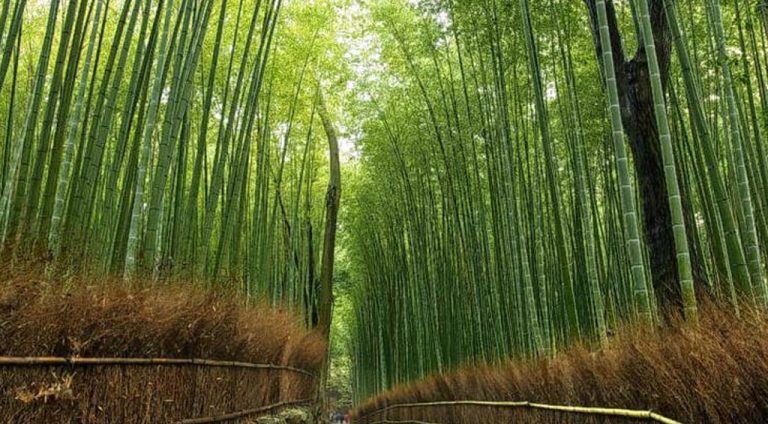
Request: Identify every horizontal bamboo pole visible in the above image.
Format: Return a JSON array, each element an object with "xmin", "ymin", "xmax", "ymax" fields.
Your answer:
[
  {"xmin": 364, "ymin": 400, "xmax": 683, "ymax": 424},
  {"xmin": 370, "ymin": 420, "xmax": 440, "ymax": 424},
  {"xmin": 0, "ymin": 356, "xmax": 315, "ymax": 378},
  {"xmin": 175, "ymin": 398, "xmax": 314, "ymax": 424}
]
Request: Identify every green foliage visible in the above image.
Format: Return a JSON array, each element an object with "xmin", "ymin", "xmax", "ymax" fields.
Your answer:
[
  {"xmin": 1, "ymin": 0, "xmax": 767, "ymax": 409},
  {"xmin": 342, "ymin": 0, "xmax": 768, "ymax": 401},
  {"xmin": 0, "ymin": 0, "xmax": 352, "ymax": 323}
]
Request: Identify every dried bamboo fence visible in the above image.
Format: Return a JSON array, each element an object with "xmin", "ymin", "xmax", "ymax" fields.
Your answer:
[
  {"xmin": 0, "ymin": 356, "xmax": 316, "ymax": 423},
  {"xmin": 358, "ymin": 400, "xmax": 684, "ymax": 424}
]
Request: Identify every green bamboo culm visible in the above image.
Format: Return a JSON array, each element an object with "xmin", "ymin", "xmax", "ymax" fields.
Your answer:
[
  {"xmin": 125, "ymin": 0, "xmax": 175, "ymax": 279},
  {"xmin": 662, "ymin": 0, "xmax": 747, "ymax": 312},
  {"xmin": 21, "ymin": 0, "xmax": 84, "ymax": 245},
  {"xmin": 1, "ymin": 0, "xmax": 60, "ymax": 245},
  {"xmin": 0, "ymin": 0, "xmax": 26, "ymax": 94},
  {"xmin": 0, "ymin": 1, "xmax": 353, "ymax": 359},
  {"xmin": 518, "ymin": 0, "xmax": 583, "ymax": 342},
  {"xmin": 704, "ymin": 0, "xmax": 767, "ymax": 308},
  {"xmin": 49, "ymin": 0, "xmax": 107, "ymax": 254},
  {"xmin": 631, "ymin": 0, "xmax": 697, "ymax": 322},
  {"xmin": 595, "ymin": 0, "xmax": 652, "ymax": 327}
]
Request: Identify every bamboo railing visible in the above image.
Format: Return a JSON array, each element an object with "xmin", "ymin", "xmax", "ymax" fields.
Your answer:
[
  {"xmin": 0, "ymin": 356, "xmax": 315, "ymax": 377},
  {"xmin": 361, "ymin": 400, "xmax": 683, "ymax": 424},
  {"xmin": 175, "ymin": 398, "xmax": 314, "ymax": 424}
]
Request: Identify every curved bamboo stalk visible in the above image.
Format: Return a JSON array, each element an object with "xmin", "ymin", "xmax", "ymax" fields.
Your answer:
[
  {"xmin": 363, "ymin": 399, "xmax": 682, "ymax": 424},
  {"xmin": 175, "ymin": 398, "xmax": 313, "ymax": 424}
]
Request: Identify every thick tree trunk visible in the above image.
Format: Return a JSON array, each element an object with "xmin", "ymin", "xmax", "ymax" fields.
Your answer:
[
  {"xmin": 305, "ymin": 221, "xmax": 319, "ymax": 328},
  {"xmin": 315, "ymin": 91, "xmax": 341, "ymax": 424},
  {"xmin": 317, "ymin": 91, "xmax": 341, "ymax": 337},
  {"xmin": 586, "ymin": 0, "xmax": 704, "ymax": 313},
  {"xmin": 621, "ymin": 56, "xmax": 681, "ymax": 310}
]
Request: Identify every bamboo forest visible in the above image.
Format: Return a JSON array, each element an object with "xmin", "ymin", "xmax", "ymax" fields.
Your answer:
[{"xmin": 0, "ymin": 0, "xmax": 767, "ymax": 422}]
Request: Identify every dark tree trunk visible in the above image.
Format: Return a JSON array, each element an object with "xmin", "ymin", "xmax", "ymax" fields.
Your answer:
[
  {"xmin": 305, "ymin": 221, "xmax": 319, "ymax": 328},
  {"xmin": 621, "ymin": 55, "xmax": 683, "ymax": 310},
  {"xmin": 585, "ymin": 0, "xmax": 705, "ymax": 313},
  {"xmin": 316, "ymin": 91, "xmax": 341, "ymax": 338},
  {"xmin": 314, "ymin": 90, "xmax": 341, "ymax": 424}
]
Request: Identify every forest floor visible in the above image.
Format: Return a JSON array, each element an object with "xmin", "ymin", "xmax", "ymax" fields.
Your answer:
[{"xmin": 246, "ymin": 407, "xmax": 313, "ymax": 424}]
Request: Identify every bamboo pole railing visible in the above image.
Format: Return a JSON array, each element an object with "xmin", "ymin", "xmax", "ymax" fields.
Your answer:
[
  {"xmin": 362, "ymin": 400, "xmax": 684, "ymax": 424},
  {"xmin": 175, "ymin": 398, "xmax": 314, "ymax": 424},
  {"xmin": 0, "ymin": 356, "xmax": 315, "ymax": 378}
]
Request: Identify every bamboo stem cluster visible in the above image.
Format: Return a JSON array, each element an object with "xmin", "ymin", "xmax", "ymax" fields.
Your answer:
[
  {"xmin": 348, "ymin": 0, "xmax": 768, "ymax": 401},
  {"xmin": 0, "ymin": 0, "xmax": 330, "ymax": 317}
]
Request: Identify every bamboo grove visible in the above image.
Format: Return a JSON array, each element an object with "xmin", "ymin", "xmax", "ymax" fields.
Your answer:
[
  {"xmin": 0, "ymin": 0, "xmax": 346, "ymax": 320},
  {"xmin": 2, "ymin": 0, "xmax": 768, "ymax": 411},
  {"xmin": 347, "ymin": 0, "xmax": 768, "ymax": 402}
]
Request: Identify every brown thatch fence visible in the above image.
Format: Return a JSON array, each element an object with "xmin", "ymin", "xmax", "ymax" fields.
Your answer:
[
  {"xmin": 0, "ymin": 356, "xmax": 316, "ymax": 423},
  {"xmin": 357, "ymin": 400, "xmax": 684, "ymax": 424}
]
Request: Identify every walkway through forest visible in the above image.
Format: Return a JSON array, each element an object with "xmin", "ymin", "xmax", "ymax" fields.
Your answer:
[{"xmin": 0, "ymin": 0, "xmax": 767, "ymax": 422}]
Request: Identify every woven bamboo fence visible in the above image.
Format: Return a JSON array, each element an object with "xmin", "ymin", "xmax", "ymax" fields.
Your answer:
[
  {"xmin": 358, "ymin": 400, "xmax": 683, "ymax": 424},
  {"xmin": 0, "ymin": 356, "xmax": 316, "ymax": 423}
]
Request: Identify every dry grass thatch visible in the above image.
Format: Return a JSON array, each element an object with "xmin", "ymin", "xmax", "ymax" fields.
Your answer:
[
  {"xmin": 353, "ymin": 304, "xmax": 768, "ymax": 424},
  {"xmin": 0, "ymin": 265, "xmax": 326, "ymax": 423}
]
